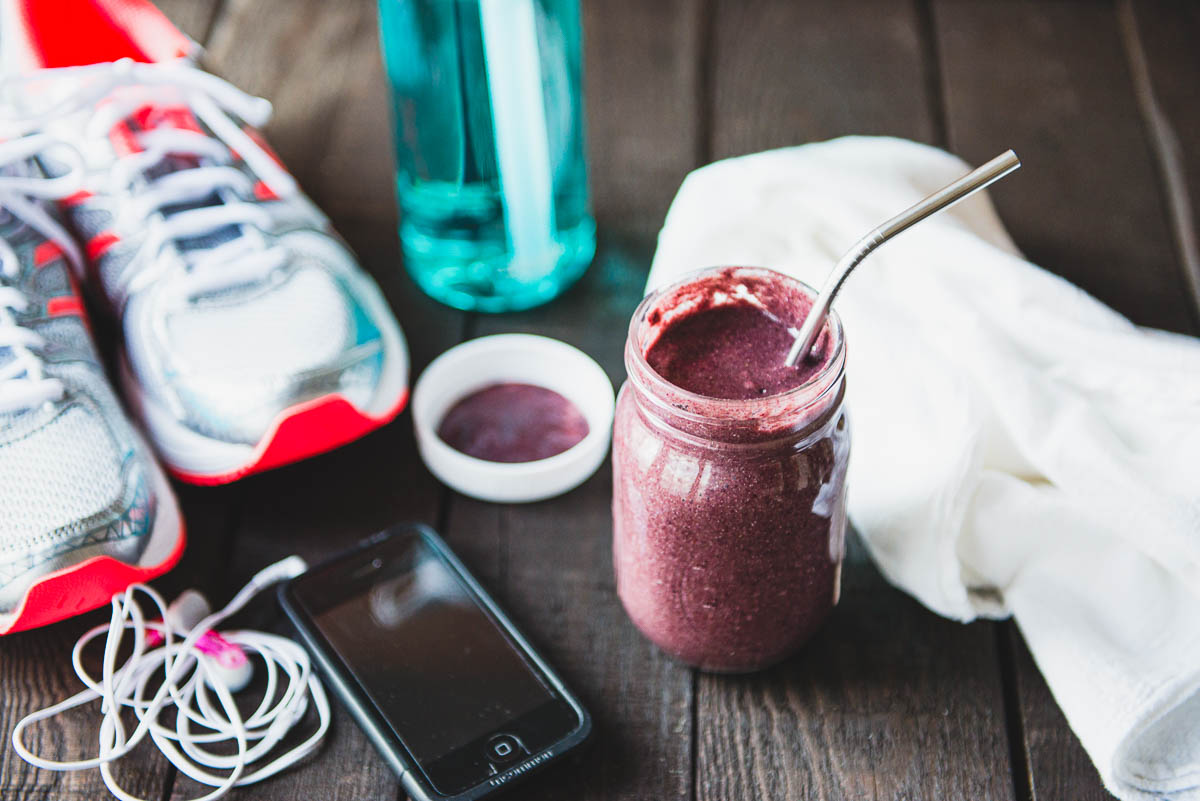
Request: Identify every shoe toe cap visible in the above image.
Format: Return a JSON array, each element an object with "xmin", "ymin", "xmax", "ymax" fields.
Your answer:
[
  {"xmin": 149, "ymin": 266, "xmax": 386, "ymax": 445},
  {"xmin": 0, "ymin": 402, "xmax": 155, "ymax": 613}
]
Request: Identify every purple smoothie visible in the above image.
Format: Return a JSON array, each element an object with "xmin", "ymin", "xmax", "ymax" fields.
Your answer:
[
  {"xmin": 437, "ymin": 382, "xmax": 589, "ymax": 463},
  {"xmin": 645, "ymin": 304, "xmax": 826, "ymax": 398},
  {"xmin": 613, "ymin": 267, "xmax": 848, "ymax": 672}
]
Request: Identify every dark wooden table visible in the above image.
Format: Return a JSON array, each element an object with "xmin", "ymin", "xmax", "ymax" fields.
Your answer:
[{"xmin": 4, "ymin": 1, "xmax": 1199, "ymax": 799}]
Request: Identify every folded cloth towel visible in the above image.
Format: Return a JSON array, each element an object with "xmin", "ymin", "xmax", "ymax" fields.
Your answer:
[{"xmin": 646, "ymin": 136, "xmax": 1200, "ymax": 801}]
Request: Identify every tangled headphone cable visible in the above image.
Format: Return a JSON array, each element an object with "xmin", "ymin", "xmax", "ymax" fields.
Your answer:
[{"xmin": 10, "ymin": 556, "xmax": 329, "ymax": 801}]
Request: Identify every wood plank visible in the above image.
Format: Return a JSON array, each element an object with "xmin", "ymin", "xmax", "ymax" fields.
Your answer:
[
  {"xmin": 457, "ymin": 234, "xmax": 694, "ymax": 801},
  {"xmin": 0, "ymin": 610, "xmax": 166, "ymax": 801},
  {"xmin": 933, "ymin": 2, "xmax": 1200, "ymax": 799},
  {"xmin": 697, "ymin": 536, "xmax": 1012, "ymax": 801},
  {"xmin": 582, "ymin": 0, "xmax": 707, "ymax": 236},
  {"xmin": 1123, "ymin": 0, "xmax": 1200, "ymax": 316},
  {"xmin": 696, "ymin": 2, "xmax": 1014, "ymax": 799},
  {"xmin": 203, "ymin": 0, "xmax": 396, "ymax": 226},
  {"xmin": 1003, "ymin": 625, "xmax": 1110, "ymax": 801},
  {"xmin": 0, "ymin": 611, "xmax": 172, "ymax": 801},
  {"xmin": 155, "ymin": 0, "xmax": 225, "ymax": 47},
  {"xmin": 710, "ymin": 0, "xmax": 937, "ymax": 159},
  {"xmin": 933, "ymin": 0, "xmax": 1198, "ymax": 334},
  {"xmin": 154, "ymin": 485, "xmax": 243, "ymax": 601}
]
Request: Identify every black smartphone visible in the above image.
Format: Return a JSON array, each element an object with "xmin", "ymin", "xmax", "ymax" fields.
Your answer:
[{"xmin": 278, "ymin": 523, "xmax": 591, "ymax": 801}]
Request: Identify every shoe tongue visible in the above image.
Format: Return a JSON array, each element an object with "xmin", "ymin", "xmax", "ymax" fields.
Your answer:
[
  {"xmin": 126, "ymin": 105, "xmax": 245, "ymax": 259},
  {"xmin": 160, "ymin": 190, "xmax": 243, "ymax": 255}
]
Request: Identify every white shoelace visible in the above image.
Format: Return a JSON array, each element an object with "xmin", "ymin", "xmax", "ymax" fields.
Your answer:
[
  {"xmin": 2, "ymin": 59, "xmax": 301, "ymax": 309},
  {"xmin": 11, "ymin": 556, "xmax": 330, "ymax": 801},
  {"xmin": 0, "ymin": 134, "xmax": 86, "ymax": 414}
]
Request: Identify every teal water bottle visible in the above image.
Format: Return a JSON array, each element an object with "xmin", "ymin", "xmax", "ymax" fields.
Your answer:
[{"xmin": 377, "ymin": 0, "xmax": 595, "ymax": 313}]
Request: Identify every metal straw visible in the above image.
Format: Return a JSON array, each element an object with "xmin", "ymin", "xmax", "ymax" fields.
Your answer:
[{"xmin": 784, "ymin": 149, "xmax": 1022, "ymax": 367}]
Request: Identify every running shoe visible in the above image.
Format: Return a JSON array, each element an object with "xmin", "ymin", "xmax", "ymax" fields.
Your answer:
[
  {"xmin": 1, "ymin": 0, "xmax": 411, "ymax": 484},
  {"xmin": 0, "ymin": 133, "xmax": 182, "ymax": 636}
]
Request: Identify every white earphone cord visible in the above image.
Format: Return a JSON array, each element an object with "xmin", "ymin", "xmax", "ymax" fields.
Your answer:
[{"xmin": 10, "ymin": 556, "xmax": 329, "ymax": 801}]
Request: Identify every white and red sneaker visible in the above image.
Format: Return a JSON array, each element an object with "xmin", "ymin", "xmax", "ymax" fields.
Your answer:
[
  {"xmin": 0, "ymin": 133, "xmax": 183, "ymax": 635},
  {"xmin": 1, "ymin": 0, "xmax": 410, "ymax": 485}
]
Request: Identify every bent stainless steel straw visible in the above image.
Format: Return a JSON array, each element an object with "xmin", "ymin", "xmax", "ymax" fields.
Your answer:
[{"xmin": 785, "ymin": 149, "xmax": 1022, "ymax": 367}]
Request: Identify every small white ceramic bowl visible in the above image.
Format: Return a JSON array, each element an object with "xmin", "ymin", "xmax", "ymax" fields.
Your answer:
[{"xmin": 412, "ymin": 334, "xmax": 615, "ymax": 503}]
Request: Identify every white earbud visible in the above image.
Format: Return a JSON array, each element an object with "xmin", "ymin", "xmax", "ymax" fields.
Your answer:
[
  {"xmin": 165, "ymin": 589, "xmax": 211, "ymax": 629},
  {"xmin": 162, "ymin": 589, "xmax": 254, "ymax": 694}
]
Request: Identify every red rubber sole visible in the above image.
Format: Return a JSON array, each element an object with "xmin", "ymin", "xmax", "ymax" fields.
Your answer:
[
  {"xmin": 0, "ymin": 521, "xmax": 186, "ymax": 636},
  {"xmin": 171, "ymin": 390, "xmax": 409, "ymax": 486}
]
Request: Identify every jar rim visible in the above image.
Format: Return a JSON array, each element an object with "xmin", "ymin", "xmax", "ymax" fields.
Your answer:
[{"xmin": 626, "ymin": 265, "xmax": 846, "ymax": 428}]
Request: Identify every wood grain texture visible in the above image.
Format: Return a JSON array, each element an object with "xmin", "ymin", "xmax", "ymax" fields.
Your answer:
[
  {"xmin": 710, "ymin": 0, "xmax": 937, "ymax": 159},
  {"xmin": 696, "ymin": 537, "xmax": 1013, "ymax": 801},
  {"xmin": 155, "ymin": 0, "xmax": 225, "ymax": 46},
  {"xmin": 0, "ymin": 614, "xmax": 174, "ymax": 801},
  {"xmin": 1124, "ymin": 0, "xmax": 1200, "ymax": 316},
  {"xmin": 698, "ymin": 3, "xmax": 1013, "ymax": 799},
  {"xmin": 581, "ymin": 0, "xmax": 706, "ymax": 236},
  {"xmin": 1004, "ymin": 625, "xmax": 1111, "ymax": 801},
  {"xmin": 204, "ymin": 0, "xmax": 396, "ymax": 225},
  {"xmin": 933, "ymin": 0, "xmax": 1198, "ymax": 334}
]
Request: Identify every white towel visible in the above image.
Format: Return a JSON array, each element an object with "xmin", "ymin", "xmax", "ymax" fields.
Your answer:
[{"xmin": 645, "ymin": 136, "xmax": 1200, "ymax": 801}]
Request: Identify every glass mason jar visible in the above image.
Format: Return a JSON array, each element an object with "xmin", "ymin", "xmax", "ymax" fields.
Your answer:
[
  {"xmin": 377, "ymin": 0, "xmax": 595, "ymax": 313},
  {"xmin": 612, "ymin": 267, "xmax": 850, "ymax": 673}
]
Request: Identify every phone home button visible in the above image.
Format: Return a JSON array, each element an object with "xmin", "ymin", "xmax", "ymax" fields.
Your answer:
[{"xmin": 486, "ymin": 734, "xmax": 523, "ymax": 764}]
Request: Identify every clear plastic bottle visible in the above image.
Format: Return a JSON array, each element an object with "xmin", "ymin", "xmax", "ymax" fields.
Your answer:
[{"xmin": 378, "ymin": 0, "xmax": 595, "ymax": 312}]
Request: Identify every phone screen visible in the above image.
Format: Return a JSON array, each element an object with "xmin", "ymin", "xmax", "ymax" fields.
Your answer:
[{"xmin": 290, "ymin": 529, "xmax": 579, "ymax": 794}]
